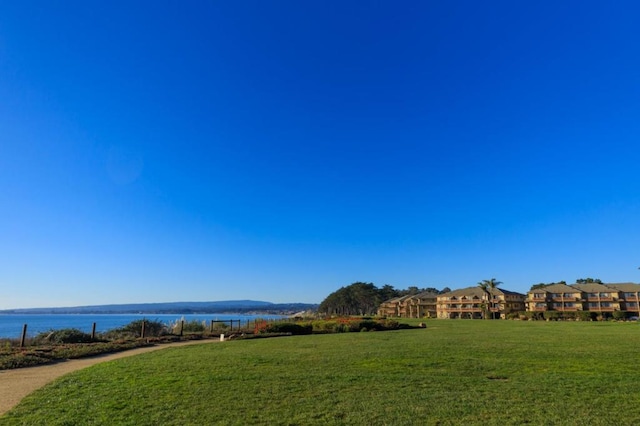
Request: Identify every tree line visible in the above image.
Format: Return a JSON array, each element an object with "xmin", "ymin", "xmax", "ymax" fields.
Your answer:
[{"xmin": 318, "ymin": 282, "xmax": 451, "ymax": 316}]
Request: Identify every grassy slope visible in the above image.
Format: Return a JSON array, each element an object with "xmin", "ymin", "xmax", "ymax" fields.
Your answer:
[{"xmin": 1, "ymin": 321, "xmax": 639, "ymax": 425}]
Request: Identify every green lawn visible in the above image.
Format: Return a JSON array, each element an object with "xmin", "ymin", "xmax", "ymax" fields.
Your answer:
[{"xmin": 2, "ymin": 320, "xmax": 639, "ymax": 425}]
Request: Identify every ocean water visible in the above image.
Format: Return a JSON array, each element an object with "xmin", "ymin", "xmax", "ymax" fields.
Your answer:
[{"xmin": 0, "ymin": 313, "xmax": 285, "ymax": 339}]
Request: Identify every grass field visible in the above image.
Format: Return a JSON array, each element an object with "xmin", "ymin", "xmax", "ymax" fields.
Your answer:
[{"xmin": 1, "ymin": 320, "xmax": 639, "ymax": 425}]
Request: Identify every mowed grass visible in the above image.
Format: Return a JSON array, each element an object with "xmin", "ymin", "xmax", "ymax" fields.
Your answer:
[{"xmin": 2, "ymin": 321, "xmax": 640, "ymax": 425}]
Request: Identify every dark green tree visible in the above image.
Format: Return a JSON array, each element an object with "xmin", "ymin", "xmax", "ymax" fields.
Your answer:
[
  {"xmin": 379, "ymin": 284, "xmax": 399, "ymax": 301},
  {"xmin": 576, "ymin": 278, "xmax": 602, "ymax": 284},
  {"xmin": 319, "ymin": 282, "xmax": 382, "ymax": 316}
]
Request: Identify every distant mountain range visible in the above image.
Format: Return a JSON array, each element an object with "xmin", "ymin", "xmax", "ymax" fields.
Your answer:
[{"xmin": 0, "ymin": 300, "xmax": 318, "ymax": 315}]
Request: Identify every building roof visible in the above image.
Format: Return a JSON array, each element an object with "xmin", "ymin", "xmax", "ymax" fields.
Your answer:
[
  {"xmin": 439, "ymin": 286, "xmax": 524, "ymax": 299},
  {"xmin": 439, "ymin": 287, "xmax": 484, "ymax": 299},
  {"xmin": 411, "ymin": 291, "xmax": 439, "ymax": 299},
  {"xmin": 529, "ymin": 282, "xmax": 640, "ymax": 294},
  {"xmin": 606, "ymin": 283, "xmax": 640, "ymax": 292},
  {"xmin": 380, "ymin": 295, "xmax": 413, "ymax": 304},
  {"xmin": 530, "ymin": 283, "xmax": 577, "ymax": 293},
  {"xmin": 571, "ymin": 283, "xmax": 616, "ymax": 293}
]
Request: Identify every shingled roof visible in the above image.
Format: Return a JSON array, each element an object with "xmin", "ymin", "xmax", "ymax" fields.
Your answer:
[{"xmin": 439, "ymin": 286, "xmax": 524, "ymax": 299}]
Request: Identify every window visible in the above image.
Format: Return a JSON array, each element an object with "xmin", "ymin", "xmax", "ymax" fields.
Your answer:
[
  {"xmin": 627, "ymin": 302, "xmax": 638, "ymax": 308},
  {"xmin": 600, "ymin": 293, "xmax": 610, "ymax": 298},
  {"xmin": 552, "ymin": 293, "xmax": 562, "ymax": 298},
  {"xmin": 601, "ymin": 302, "xmax": 611, "ymax": 308},
  {"xmin": 588, "ymin": 293, "xmax": 597, "ymax": 298},
  {"xmin": 565, "ymin": 303, "xmax": 574, "ymax": 308},
  {"xmin": 589, "ymin": 302, "xmax": 598, "ymax": 308},
  {"xmin": 625, "ymin": 292, "xmax": 638, "ymax": 299},
  {"xmin": 563, "ymin": 293, "xmax": 574, "ymax": 298},
  {"xmin": 534, "ymin": 293, "xmax": 545, "ymax": 299},
  {"xmin": 552, "ymin": 303, "xmax": 562, "ymax": 308}
]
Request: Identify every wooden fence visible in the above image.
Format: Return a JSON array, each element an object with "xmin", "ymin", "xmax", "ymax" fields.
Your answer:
[{"xmin": 15, "ymin": 318, "xmax": 287, "ymax": 347}]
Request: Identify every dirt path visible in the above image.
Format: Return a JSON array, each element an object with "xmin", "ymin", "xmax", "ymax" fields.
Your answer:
[{"xmin": 0, "ymin": 338, "xmax": 221, "ymax": 417}]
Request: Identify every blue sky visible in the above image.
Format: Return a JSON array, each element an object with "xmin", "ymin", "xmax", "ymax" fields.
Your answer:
[{"xmin": 1, "ymin": 1, "xmax": 640, "ymax": 309}]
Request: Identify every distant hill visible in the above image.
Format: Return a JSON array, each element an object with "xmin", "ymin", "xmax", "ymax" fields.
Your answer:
[{"xmin": 0, "ymin": 300, "xmax": 318, "ymax": 315}]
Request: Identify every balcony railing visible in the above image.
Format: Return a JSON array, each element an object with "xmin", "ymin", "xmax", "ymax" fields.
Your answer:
[
  {"xmin": 441, "ymin": 308, "xmax": 482, "ymax": 313},
  {"xmin": 587, "ymin": 307, "xmax": 615, "ymax": 312}
]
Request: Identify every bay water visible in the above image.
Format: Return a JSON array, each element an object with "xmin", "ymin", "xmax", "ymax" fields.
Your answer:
[{"xmin": 0, "ymin": 313, "xmax": 286, "ymax": 339}]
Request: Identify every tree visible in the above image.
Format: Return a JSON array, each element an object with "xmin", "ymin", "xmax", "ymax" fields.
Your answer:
[
  {"xmin": 379, "ymin": 284, "xmax": 399, "ymax": 301},
  {"xmin": 576, "ymin": 278, "xmax": 602, "ymax": 284},
  {"xmin": 318, "ymin": 282, "xmax": 382, "ymax": 316},
  {"xmin": 478, "ymin": 278, "xmax": 502, "ymax": 319}
]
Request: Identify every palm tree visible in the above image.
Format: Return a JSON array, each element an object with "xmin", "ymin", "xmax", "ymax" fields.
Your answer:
[
  {"xmin": 477, "ymin": 281, "xmax": 489, "ymax": 319},
  {"xmin": 478, "ymin": 278, "xmax": 502, "ymax": 319}
]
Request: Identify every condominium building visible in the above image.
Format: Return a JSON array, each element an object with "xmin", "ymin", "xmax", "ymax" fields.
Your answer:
[
  {"xmin": 436, "ymin": 287, "xmax": 526, "ymax": 319},
  {"xmin": 377, "ymin": 291, "xmax": 438, "ymax": 318},
  {"xmin": 525, "ymin": 282, "xmax": 640, "ymax": 316},
  {"xmin": 377, "ymin": 295, "xmax": 413, "ymax": 317}
]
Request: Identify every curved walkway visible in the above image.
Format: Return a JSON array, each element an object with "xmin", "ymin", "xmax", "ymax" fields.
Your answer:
[{"xmin": 0, "ymin": 338, "xmax": 221, "ymax": 416}]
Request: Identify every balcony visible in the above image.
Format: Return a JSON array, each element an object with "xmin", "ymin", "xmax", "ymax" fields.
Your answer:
[
  {"xmin": 587, "ymin": 306, "xmax": 616, "ymax": 312},
  {"xmin": 551, "ymin": 297, "xmax": 580, "ymax": 302},
  {"xmin": 442, "ymin": 308, "xmax": 482, "ymax": 313},
  {"xmin": 587, "ymin": 297, "xmax": 614, "ymax": 302}
]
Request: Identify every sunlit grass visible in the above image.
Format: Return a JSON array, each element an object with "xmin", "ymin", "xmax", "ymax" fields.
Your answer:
[{"xmin": 2, "ymin": 320, "xmax": 639, "ymax": 425}]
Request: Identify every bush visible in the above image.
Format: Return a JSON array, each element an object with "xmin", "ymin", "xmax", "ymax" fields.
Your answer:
[
  {"xmin": 577, "ymin": 311, "xmax": 596, "ymax": 321},
  {"xmin": 33, "ymin": 328, "xmax": 95, "ymax": 345},
  {"xmin": 266, "ymin": 322, "xmax": 313, "ymax": 335},
  {"xmin": 612, "ymin": 311, "xmax": 627, "ymax": 320},
  {"xmin": 173, "ymin": 320, "xmax": 206, "ymax": 334},
  {"xmin": 103, "ymin": 319, "xmax": 168, "ymax": 339}
]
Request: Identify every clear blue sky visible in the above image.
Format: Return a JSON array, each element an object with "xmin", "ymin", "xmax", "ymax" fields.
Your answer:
[{"xmin": 1, "ymin": 1, "xmax": 640, "ymax": 309}]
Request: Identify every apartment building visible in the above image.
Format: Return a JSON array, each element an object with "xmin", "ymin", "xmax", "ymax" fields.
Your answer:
[
  {"xmin": 525, "ymin": 282, "xmax": 640, "ymax": 316},
  {"xmin": 436, "ymin": 287, "xmax": 526, "ymax": 319},
  {"xmin": 377, "ymin": 291, "xmax": 438, "ymax": 318}
]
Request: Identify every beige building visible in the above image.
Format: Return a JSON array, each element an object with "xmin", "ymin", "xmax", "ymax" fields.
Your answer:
[
  {"xmin": 526, "ymin": 282, "xmax": 640, "ymax": 316},
  {"xmin": 377, "ymin": 295, "xmax": 412, "ymax": 317},
  {"xmin": 377, "ymin": 291, "xmax": 438, "ymax": 318},
  {"xmin": 436, "ymin": 287, "xmax": 525, "ymax": 319}
]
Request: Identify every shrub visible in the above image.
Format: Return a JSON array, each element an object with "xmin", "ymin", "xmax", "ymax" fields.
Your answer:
[
  {"xmin": 103, "ymin": 319, "xmax": 168, "ymax": 339},
  {"xmin": 380, "ymin": 319, "xmax": 400, "ymax": 330},
  {"xmin": 577, "ymin": 311, "xmax": 595, "ymax": 321},
  {"xmin": 266, "ymin": 322, "xmax": 313, "ymax": 335},
  {"xmin": 544, "ymin": 312, "xmax": 560, "ymax": 321},
  {"xmin": 174, "ymin": 320, "xmax": 206, "ymax": 334},
  {"xmin": 612, "ymin": 311, "xmax": 627, "ymax": 320},
  {"xmin": 33, "ymin": 328, "xmax": 95, "ymax": 345}
]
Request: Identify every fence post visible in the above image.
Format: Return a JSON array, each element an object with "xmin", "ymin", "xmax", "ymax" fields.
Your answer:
[
  {"xmin": 91, "ymin": 322, "xmax": 97, "ymax": 340},
  {"xmin": 141, "ymin": 320, "xmax": 146, "ymax": 338},
  {"xmin": 20, "ymin": 324, "xmax": 28, "ymax": 348},
  {"xmin": 180, "ymin": 320, "xmax": 184, "ymax": 336},
  {"xmin": 210, "ymin": 320, "xmax": 214, "ymax": 333}
]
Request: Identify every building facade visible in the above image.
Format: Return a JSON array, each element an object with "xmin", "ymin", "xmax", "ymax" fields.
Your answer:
[
  {"xmin": 526, "ymin": 282, "xmax": 640, "ymax": 316},
  {"xmin": 436, "ymin": 287, "xmax": 526, "ymax": 319},
  {"xmin": 377, "ymin": 292, "xmax": 438, "ymax": 318}
]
